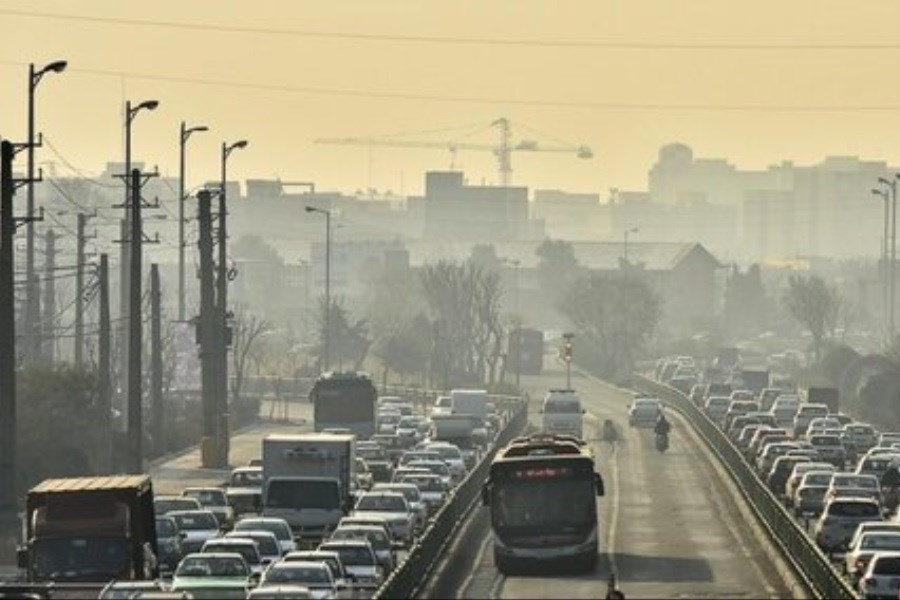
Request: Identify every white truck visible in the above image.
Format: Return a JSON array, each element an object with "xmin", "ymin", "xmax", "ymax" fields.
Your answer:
[
  {"xmin": 262, "ymin": 433, "xmax": 356, "ymax": 546},
  {"xmin": 447, "ymin": 389, "xmax": 491, "ymax": 456}
]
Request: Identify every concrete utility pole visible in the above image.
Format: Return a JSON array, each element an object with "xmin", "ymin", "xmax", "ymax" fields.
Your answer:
[
  {"xmin": 98, "ymin": 254, "xmax": 112, "ymax": 473},
  {"xmin": 150, "ymin": 263, "xmax": 163, "ymax": 457},
  {"xmin": 75, "ymin": 212, "xmax": 95, "ymax": 367},
  {"xmin": 42, "ymin": 229, "xmax": 57, "ymax": 363},
  {"xmin": 0, "ymin": 141, "xmax": 17, "ymax": 513},
  {"xmin": 879, "ymin": 176, "xmax": 898, "ymax": 341},
  {"xmin": 197, "ymin": 190, "xmax": 218, "ymax": 468},
  {"xmin": 120, "ymin": 167, "xmax": 159, "ymax": 473}
]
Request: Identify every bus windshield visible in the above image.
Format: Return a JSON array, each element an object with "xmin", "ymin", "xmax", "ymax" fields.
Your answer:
[{"xmin": 490, "ymin": 461, "xmax": 596, "ymax": 535}]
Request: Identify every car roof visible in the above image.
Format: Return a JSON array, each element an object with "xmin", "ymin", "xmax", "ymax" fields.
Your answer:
[
  {"xmin": 319, "ymin": 539, "xmax": 371, "ymax": 548},
  {"xmin": 268, "ymin": 560, "xmax": 327, "ymax": 569},
  {"xmin": 167, "ymin": 509, "xmax": 217, "ymax": 517}
]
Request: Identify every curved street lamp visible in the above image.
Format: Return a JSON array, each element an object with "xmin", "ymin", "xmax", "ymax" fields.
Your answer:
[
  {"xmin": 178, "ymin": 122, "xmax": 209, "ymax": 321},
  {"xmin": 26, "ymin": 59, "xmax": 68, "ymax": 362}
]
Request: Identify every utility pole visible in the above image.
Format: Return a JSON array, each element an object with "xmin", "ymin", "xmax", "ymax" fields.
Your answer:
[
  {"xmin": 75, "ymin": 212, "xmax": 95, "ymax": 367},
  {"xmin": 98, "ymin": 254, "xmax": 112, "ymax": 473},
  {"xmin": 42, "ymin": 229, "xmax": 57, "ymax": 363},
  {"xmin": 179, "ymin": 122, "xmax": 208, "ymax": 322},
  {"xmin": 0, "ymin": 141, "xmax": 17, "ymax": 513},
  {"xmin": 116, "ymin": 167, "xmax": 158, "ymax": 473},
  {"xmin": 197, "ymin": 190, "xmax": 218, "ymax": 468},
  {"xmin": 217, "ymin": 188, "xmax": 229, "ymax": 469},
  {"xmin": 150, "ymin": 263, "xmax": 163, "ymax": 457}
]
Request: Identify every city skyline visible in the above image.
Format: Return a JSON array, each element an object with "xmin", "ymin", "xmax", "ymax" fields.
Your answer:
[{"xmin": 5, "ymin": 1, "xmax": 900, "ymax": 199}]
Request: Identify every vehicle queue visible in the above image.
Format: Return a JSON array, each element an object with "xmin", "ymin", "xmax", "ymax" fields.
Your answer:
[
  {"xmin": 103, "ymin": 394, "xmax": 501, "ymax": 600},
  {"xmin": 651, "ymin": 354, "xmax": 900, "ymax": 599}
]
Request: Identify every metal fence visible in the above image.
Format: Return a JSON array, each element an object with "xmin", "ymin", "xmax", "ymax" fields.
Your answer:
[
  {"xmin": 373, "ymin": 396, "xmax": 529, "ymax": 600},
  {"xmin": 633, "ymin": 374, "xmax": 857, "ymax": 600}
]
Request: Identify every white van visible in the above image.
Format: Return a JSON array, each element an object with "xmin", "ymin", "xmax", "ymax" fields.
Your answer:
[{"xmin": 541, "ymin": 390, "xmax": 584, "ymax": 439}]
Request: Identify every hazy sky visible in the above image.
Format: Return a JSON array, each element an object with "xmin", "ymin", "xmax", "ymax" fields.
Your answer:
[{"xmin": 4, "ymin": 0, "xmax": 900, "ymax": 198}]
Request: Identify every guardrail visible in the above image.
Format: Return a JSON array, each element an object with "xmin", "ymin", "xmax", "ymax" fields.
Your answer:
[
  {"xmin": 373, "ymin": 395, "xmax": 529, "ymax": 600},
  {"xmin": 633, "ymin": 374, "xmax": 857, "ymax": 600}
]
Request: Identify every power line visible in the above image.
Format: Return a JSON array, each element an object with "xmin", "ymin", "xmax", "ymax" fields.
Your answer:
[
  {"xmin": 5, "ymin": 7, "xmax": 900, "ymax": 51},
  {"xmin": 4, "ymin": 59, "xmax": 900, "ymax": 113}
]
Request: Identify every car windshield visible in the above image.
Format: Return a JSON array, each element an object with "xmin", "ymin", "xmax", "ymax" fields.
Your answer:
[
  {"xmin": 156, "ymin": 499, "xmax": 198, "ymax": 514},
  {"xmin": 399, "ymin": 476, "xmax": 444, "ymax": 493},
  {"xmin": 430, "ymin": 446, "xmax": 462, "ymax": 460},
  {"xmin": 410, "ymin": 461, "xmax": 450, "ymax": 476},
  {"xmin": 332, "ymin": 528, "xmax": 390, "ymax": 550},
  {"xmin": 232, "ymin": 534, "xmax": 279, "ymax": 556},
  {"xmin": 235, "ymin": 520, "xmax": 291, "ymax": 541},
  {"xmin": 320, "ymin": 545, "xmax": 375, "ymax": 567},
  {"xmin": 873, "ymin": 556, "xmax": 900, "ymax": 575},
  {"xmin": 263, "ymin": 565, "xmax": 331, "ymax": 585},
  {"xmin": 834, "ymin": 476, "xmax": 878, "ymax": 489},
  {"xmin": 176, "ymin": 556, "xmax": 248, "ymax": 578},
  {"xmin": 184, "ymin": 490, "xmax": 226, "ymax": 507},
  {"xmin": 356, "ymin": 494, "xmax": 407, "ymax": 512},
  {"xmin": 203, "ymin": 543, "xmax": 260, "ymax": 565},
  {"xmin": 377, "ymin": 486, "xmax": 420, "ymax": 503},
  {"xmin": 862, "ymin": 535, "xmax": 900, "ymax": 550},
  {"xmin": 358, "ymin": 447, "xmax": 386, "ymax": 461},
  {"xmin": 172, "ymin": 512, "xmax": 218, "ymax": 530},
  {"xmin": 828, "ymin": 502, "xmax": 880, "ymax": 517},
  {"xmin": 544, "ymin": 398, "xmax": 581, "ymax": 413},
  {"xmin": 231, "ymin": 470, "xmax": 263, "ymax": 487},
  {"xmin": 32, "ymin": 538, "xmax": 129, "ymax": 580}
]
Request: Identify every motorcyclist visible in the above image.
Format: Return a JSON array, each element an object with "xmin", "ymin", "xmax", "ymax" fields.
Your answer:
[{"xmin": 654, "ymin": 411, "xmax": 671, "ymax": 438}]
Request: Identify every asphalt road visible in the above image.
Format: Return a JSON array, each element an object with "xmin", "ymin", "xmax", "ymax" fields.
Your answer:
[{"xmin": 457, "ymin": 368, "xmax": 797, "ymax": 599}]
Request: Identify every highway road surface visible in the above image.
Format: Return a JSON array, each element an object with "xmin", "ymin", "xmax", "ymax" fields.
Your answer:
[{"xmin": 457, "ymin": 367, "xmax": 800, "ymax": 599}]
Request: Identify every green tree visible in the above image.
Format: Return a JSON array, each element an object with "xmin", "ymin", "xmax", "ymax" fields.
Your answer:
[
  {"xmin": 17, "ymin": 365, "xmax": 106, "ymax": 492},
  {"xmin": 783, "ymin": 275, "xmax": 841, "ymax": 362},
  {"xmin": 559, "ymin": 272, "xmax": 661, "ymax": 380},
  {"xmin": 536, "ymin": 239, "xmax": 582, "ymax": 306},
  {"xmin": 722, "ymin": 264, "xmax": 768, "ymax": 337}
]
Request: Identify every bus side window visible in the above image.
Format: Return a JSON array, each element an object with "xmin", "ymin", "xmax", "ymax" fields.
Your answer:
[
  {"xmin": 595, "ymin": 473, "xmax": 605, "ymax": 497},
  {"xmin": 481, "ymin": 482, "xmax": 491, "ymax": 506}
]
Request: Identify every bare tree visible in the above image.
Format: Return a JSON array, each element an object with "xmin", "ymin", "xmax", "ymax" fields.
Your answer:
[
  {"xmin": 783, "ymin": 274, "xmax": 841, "ymax": 362},
  {"xmin": 231, "ymin": 305, "xmax": 272, "ymax": 403}
]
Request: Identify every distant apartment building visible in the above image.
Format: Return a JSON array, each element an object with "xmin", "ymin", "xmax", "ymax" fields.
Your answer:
[
  {"xmin": 408, "ymin": 171, "xmax": 541, "ymax": 241},
  {"xmin": 532, "ymin": 189, "xmax": 608, "ymax": 240}
]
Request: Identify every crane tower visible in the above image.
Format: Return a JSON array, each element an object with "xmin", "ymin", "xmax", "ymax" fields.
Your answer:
[{"xmin": 315, "ymin": 118, "xmax": 592, "ymax": 187}]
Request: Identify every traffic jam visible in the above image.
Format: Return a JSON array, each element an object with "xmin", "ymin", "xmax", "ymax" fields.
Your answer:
[
  {"xmin": 107, "ymin": 389, "xmax": 503, "ymax": 599},
  {"xmin": 650, "ymin": 355, "xmax": 900, "ymax": 599}
]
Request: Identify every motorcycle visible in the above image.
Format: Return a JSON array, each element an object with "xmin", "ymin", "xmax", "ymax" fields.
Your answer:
[{"xmin": 655, "ymin": 432, "xmax": 669, "ymax": 453}]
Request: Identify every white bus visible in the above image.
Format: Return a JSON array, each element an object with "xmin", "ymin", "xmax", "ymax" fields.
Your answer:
[{"xmin": 482, "ymin": 434, "xmax": 604, "ymax": 574}]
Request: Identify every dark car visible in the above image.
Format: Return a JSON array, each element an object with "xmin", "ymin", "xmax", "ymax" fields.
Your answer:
[
  {"xmin": 155, "ymin": 515, "xmax": 185, "ymax": 574},
  {"xmin": 767, "ymin": 455, "xmax": 812, "ymax": 496}
]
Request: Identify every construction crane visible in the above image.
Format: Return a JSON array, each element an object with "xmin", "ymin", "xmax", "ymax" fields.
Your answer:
[{"xmin": 315, "ymin": 118, "xmax": 593, "ymax": 187}]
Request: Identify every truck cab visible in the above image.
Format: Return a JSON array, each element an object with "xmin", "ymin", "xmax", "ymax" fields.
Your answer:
[{"xmin": 17, "ymin": 475, "xmax": 159, "ymax": 583}]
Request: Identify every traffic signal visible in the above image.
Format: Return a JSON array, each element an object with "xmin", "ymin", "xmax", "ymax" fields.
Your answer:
[{"xmin": 563, "ymin": 339, "xmax": 573, "ymax": 362}]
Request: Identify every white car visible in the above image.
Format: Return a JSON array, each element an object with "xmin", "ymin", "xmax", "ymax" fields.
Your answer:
[
  {"xmin": 224, "ymin": 529, "xmax": 282, "ymax": 565},
  {"xmin": 182, "ymin": 486, "xmax": 235, "ymax": 529},
  {"xmin": 257, "ymin": 560, "xmax": 342, "ymax": 600},
  {"xmin": 201, "ymin": 537, "xmax": 265, "ymax": 577},
  {"xmin": 844, "ymin": 531, "xmax": 900, "ymax": 583},
  {"xmin": 814, "ymin": 497, "xmax": 883, "ymax": 553},
  {"xmin": 395, "ymin": 472, "xmax": 447, "ymax": 515},
  {"xmin": 858, "ymin": 550, "xmax": 900, "ymax": 598},
  {"xmin": 629, "ymin": 398, "xmax": 662, "ymax": 428},
  {"xmin": 350, "ymin": 491, "xmax": 414, "ymax": 545},
  {"xmin": 167, "ymin": 509, "xmax": 222, "ymax": 555},
  {"xmin": 372, "ymin": 482, "xmax": 428, "ymax": 532},
  {"xmin": 233, "ymin": 517, "xmax": 296, "ymax": 556},
  {"xmin": 317, "ymin": 539, "xmax": 384, "ymax": 591},
  {"xmin": 423, "ymin": 442, "xmax": 467, "ymax": 482}
]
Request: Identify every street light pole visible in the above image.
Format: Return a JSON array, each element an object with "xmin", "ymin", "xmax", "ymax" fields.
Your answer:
[
  {"xmin": 623, "ymin": 226, "xmax": 639, "ymax": 264},
  {"xmin": 26, "ymin": 59, "xmax": 67, "ymax": 363},
  {"xmin": 120, "ymin": 99, "xmax": 158, "ymax": 446},
  {"xmin": 178, "ymin": 122, "xmax": 208, "ymax": 322},
  {"xmin": 218, "ymin": 139, "xmax": 248, "ymax": 468},
  {"xmin": 306, "ymin": 206, "xmax": 332, "ymax": 372},
  {"xmin": 879, "ymin": 177, "xmax": 897, "ymax": 341},
  {"xmin": 873, "ymin": 187, "xmax": 890, "ymax": 335}
]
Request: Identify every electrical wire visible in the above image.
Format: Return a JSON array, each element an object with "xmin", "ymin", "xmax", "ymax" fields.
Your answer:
[{"xmin": 6, "ymin": 8, "xmax": 900, "ymax": 51}]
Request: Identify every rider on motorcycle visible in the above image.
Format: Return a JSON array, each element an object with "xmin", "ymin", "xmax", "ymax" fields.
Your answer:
[
  {"xmin": 654, "ymin": 411, "xmax": 671, "ymax": 438},
  {"xmin": 602, "ymin": 418, "xmax": 619, "ymax": 451}
]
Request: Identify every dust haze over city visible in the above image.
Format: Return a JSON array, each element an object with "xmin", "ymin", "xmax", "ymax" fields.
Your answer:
[{"xmin": 6, "ymin": 2, "xmax": 900, "ymax": 599}]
